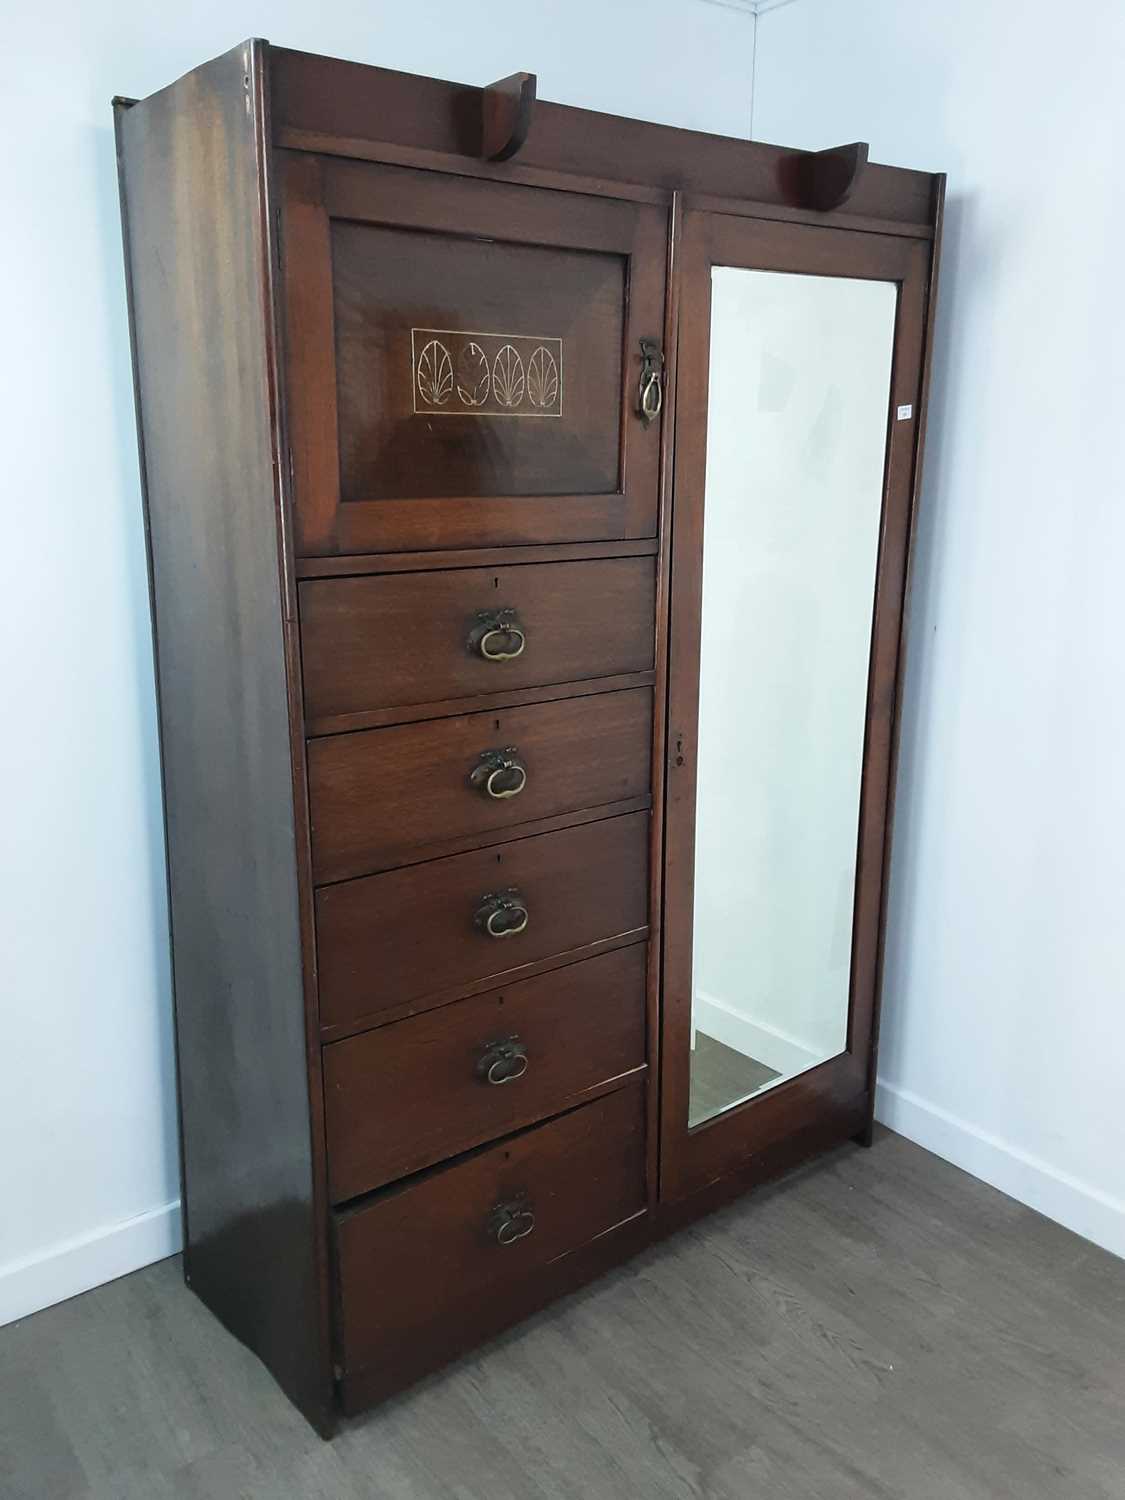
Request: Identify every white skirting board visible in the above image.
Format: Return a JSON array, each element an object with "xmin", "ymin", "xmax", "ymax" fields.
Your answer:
[
  {"xmin": 693, "ymin": 989, "xmax": 821, "ymax": 1077},
  {"xmin": 0, "ymin": 1199, "xmax": 182, "ymax": 1329},
  {"xmin": 876, "ymin": 1081, "xmax": 1125, "ymax": 1262}
]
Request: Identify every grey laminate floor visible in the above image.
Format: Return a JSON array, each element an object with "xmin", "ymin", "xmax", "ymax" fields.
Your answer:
[
  {"xmin": 2, "ymin": 1128, "xmax": 1123, "ymax": 1500},
  {"xmin": 688, "ymin": 1034, "xmax": 781, "ymax": 1127}
]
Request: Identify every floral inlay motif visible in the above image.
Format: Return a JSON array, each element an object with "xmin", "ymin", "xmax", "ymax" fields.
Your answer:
[
  {"xmin": 411, "ymin": 329, "xmax": 563, "ymax": 418},
  {"xmin": 455, "ymin": 342, "xmax": 490, "ymax": 407},
  {"xmin": 415, "ymin": 339, "xmax": 453, "ymax": 407},
  {"xmin": 527, "ymin": 345, "xmax": 560, "ymax": 410}
]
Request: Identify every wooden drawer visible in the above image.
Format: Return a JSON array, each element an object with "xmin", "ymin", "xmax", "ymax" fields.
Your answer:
[
  {"xmin": 324, "ymin": 944, "xmax": 647, "ymax": 1201},
  {"xmin": 308, "ymin": 687, "xmax": 652, "ymax": 882},
  {"xmin": 334, "ymin": 1083, "xmax": 646, "ymax": 1384},
  {"xmin": 299, "ymin": 557, "xmax": 656, "ymax": 726},
  {"xmin": 316, "ymin": 811, "xmax": 649, "ymax": 1034}
]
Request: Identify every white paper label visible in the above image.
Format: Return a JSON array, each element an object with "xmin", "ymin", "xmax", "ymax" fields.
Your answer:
[{"xmin": 896, "ymin": 404, "xmax": 913, "ymax": 421}]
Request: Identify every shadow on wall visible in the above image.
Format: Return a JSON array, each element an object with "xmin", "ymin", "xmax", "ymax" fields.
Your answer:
[{"xmin": 878, "ymin": 187, "xmax": 980, "ymax": 1086}]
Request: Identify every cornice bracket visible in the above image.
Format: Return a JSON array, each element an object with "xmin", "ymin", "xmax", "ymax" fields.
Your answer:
[
  {"xmin": 481, "ymin": 72, "xmax": 537, "ymax": 162},
  {"xmin": 783, "ymin": 140, "xmax": 870, "ymax": 212}
]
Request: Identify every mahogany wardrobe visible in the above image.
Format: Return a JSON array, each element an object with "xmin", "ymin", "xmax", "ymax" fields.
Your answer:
[{"xmin": 115, "ymin": 40, "xmax": 943, "ymax": 1433}]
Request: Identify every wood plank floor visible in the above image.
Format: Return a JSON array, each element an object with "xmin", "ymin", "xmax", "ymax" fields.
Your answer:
[
  {"xmin": 2, "ymin": 1128, "xmax": 1123, "ymax": 1499},
  {"xmin": 688, "ymin": 1034, "xmax": 780, "ymax": 1127}
]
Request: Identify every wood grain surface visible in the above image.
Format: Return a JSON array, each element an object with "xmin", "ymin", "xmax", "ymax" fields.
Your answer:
[
  {"xmin": 299, "ymin": 556, "xmax": 656, "ymax": 721},
  {"xmin": 315, "ymin": 811, "xmax": 650, "ymax": 1030},
  {"xmin": 308, "ymin": 686, "xmax": 652, "ymax": 881},
  {"xmin": 324, "ymin": 944, "xmax": 648, "ymax": 1199}
]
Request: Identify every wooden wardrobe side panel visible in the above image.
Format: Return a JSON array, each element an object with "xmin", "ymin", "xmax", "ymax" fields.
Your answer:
[{"xmin": 115, "ymin": 41, "xmax": 333, "ymax": 1433}]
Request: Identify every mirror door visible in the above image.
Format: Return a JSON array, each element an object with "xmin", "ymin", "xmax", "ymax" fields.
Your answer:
[{"xmin": 661, "ymin": 211, "xmax": 930, "ymax": 1201}]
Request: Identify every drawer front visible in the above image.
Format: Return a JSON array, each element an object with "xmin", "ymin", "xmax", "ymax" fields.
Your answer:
[
  {"xmin": 334, "ymin": 1083, "xmax": 646, "ymax": 1378},
  {"xmin": 316, "ymin": 812, "xmax": 649, "ymax": 1032},
  {"xmin": 299, "ymin": 557, "xmax": 656, "ymax": 724},
  {"xmin": 324, "ymin": 944, "xmax": 647, "ymax": 1201},
  {"xmin": 309, "ymin": 687, "xmax": 653, "ymax": 882}
]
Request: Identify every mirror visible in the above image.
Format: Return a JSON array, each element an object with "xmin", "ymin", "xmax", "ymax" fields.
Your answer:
[{"xmin": 688, "ymin": 267, "xmax": 898, "ymax": 1130}]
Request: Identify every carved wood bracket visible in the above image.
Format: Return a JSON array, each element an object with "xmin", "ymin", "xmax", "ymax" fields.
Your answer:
[
  {"xmin": 783, "ymin": 141, "xmax": 870, "ymax": 212},
  {"xmin": 481, "ymin": 71, "xmax": 537, "ymax": 161}
]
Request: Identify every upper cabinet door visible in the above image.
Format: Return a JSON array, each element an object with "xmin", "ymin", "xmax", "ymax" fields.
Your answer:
[{"xmin": 279, "ymin": 154, "xmax": 668, "ymax": 556}]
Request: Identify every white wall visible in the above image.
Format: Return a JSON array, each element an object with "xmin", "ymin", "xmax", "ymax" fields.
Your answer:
[
  {"xmin": 0, "ymin": 0, "xmax": 754, "ymax": 1326},
  {"xmin": 756, "ymin": 0, "xmax": 1125, "ymax": 1257}
]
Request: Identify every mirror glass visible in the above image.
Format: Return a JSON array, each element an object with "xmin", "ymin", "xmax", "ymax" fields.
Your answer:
[{"xmin": 689, "ymin": 267, "xmax": 897, "ymax": 1130}]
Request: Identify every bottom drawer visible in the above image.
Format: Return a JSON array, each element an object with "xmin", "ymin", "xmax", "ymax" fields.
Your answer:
[{"xmin": 334, "ymin": 1083, "xmax": 646, "ymax": 1384}]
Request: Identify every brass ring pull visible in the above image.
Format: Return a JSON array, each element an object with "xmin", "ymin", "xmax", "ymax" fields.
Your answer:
[
  {"xmin": 487, "ymin": 762, "xmax": 527, "ymax": 798},
  {"xmin": 469, "ymin": 748, "xmax": 528, "ymax": 800},
  {"xmin": 638, "ymin": 337, "xmax": 663, "ymax": 428},
  {"xmin": 489, "ymin": 1198, "xmax": 536, "ymax": 1246},
  {"xmin": 485, "ymin": 904, "xmax": 529, "ymax": 939},
  {"xmin": 468, "ymin": 608, "xmax": 526, "ymax": 662},
  {"xmin": 480, "ymin": 623, "xmax": 526, "ymax": 661},
  {"xmin": 474, "ymin": 888, "xmax": 530, "ymax": 940},
  {"xmin": 476, "ymin": 1035, "xmax": 529, "ymax": 1086},
  {"xmin": 640, "ymin": 371, "xmax": 662, "ymax": 422}
]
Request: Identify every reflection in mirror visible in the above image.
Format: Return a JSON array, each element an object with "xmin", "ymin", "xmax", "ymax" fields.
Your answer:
[{"xmin": 688, "ymin": 268, "xmax": 897, "ymax": 1130}]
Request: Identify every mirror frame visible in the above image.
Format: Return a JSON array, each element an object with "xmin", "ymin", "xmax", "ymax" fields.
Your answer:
[{"xmin": 659, "ymin": 209, "xmax": 931, "ymax": 1203}]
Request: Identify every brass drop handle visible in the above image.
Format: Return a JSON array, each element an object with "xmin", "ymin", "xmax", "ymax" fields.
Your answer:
[
  {"xmin": 476, "ymin": 1035, "xmax": 529, "ymax": 1086},
  {"xmin": 489, "ymin": 1197, "xmax": 536, "ymax": 1246},
  {"xmin": 468, "ymin": 607, "xmax": 527, "ymax": 662},
  {"xmin": 474, "ymin": 888, "xmax": 530, "ymax": 939},
  {"xmin": 638, "ymin": 337, "xmax": 663, "ymax": 428},
  {"xmin": 469, "ymin": 747, "xmax": 528, "ymax": 800}
]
